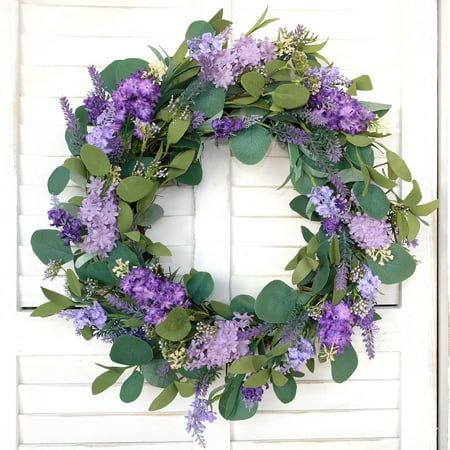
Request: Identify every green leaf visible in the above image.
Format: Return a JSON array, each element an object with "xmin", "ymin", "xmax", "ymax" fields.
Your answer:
[
  {"xmin": 311, "ymin": 258, "xmax": 330, "ymax": 292},
  {"xmin": 66, "ymin": 269, "xmax": 82, "ymax": 297},
  {"xmin": 64, "ymin": 157, "xmax": 87, "ymax": 187},
  {"xmin": 80, "ymin": 144, "xmax": 111, "ymax": 177},
  {"xmin": 155, "ymin": 307, "xmax": 191, "ymax": 341},
  {"xmin": 344, "ymin": 134, "xmax": 374, "ymax": 147},
  {"xmin": 92, "ymin": 368, "xmax": 125, "ymax": 395},
  {"xmin": 243, "ymin": 368, "xmax": 270, "ymax": 388},
  {"xmin": 255, "ymin": 280, "xmax": 298, "ymax": 323},
  {"xmin": 273, "ymin": 376, "xmax": 297, "ymax": 403},
  {"xmin": 360, "ymin": 101, "xmax": 391, "ymax": 118},
  {"xmin": 272, "ymin": 83, "xmax": 310, "ymax": 109},
  {"xmin": 210, "ymin": 300, "xmax": 232, "ymax": 318},
  {"xmin": 267, "ymin": 343, "xmax": 290, "ymax": 358},
  {"xmin": 219, "ymin": 376, "xmax": 258, "ymax": 420},
  {"xmin": 80, "ymin": 326, "xmax": 93, "ymax": 340},
  {"xmin": 117, "ymin": 176, "xmax": 155, "ymax": 202},
  {"xmin": 31, "ymin": 302, "xmax": 66, "ymax": 318},
  {"xmin": 86, "ymin": 261, "xmax": 117, "ymax": 285},
  {"xmin": 136, "ymin": 203, "xmax": 164, "ymax": 227},
  {"xmin": 367, "ymin": 243, "xmax": 416, "ymax": 284},
  {"xmin": 289, "ymin": 196, "xmax": 321, "ymax": 221},
  {"xmin": 31, "ymin": 229, "xmax": 73, "ymax": 265},
  {"xmin": 331, "ymin": 344, "xmax": 358, "ymax": 383},
  {"xmin": 142, "ymin": 359, "xmax": 176, "ymax": 388},
  {"xmin": 191, "ymin": 82, "xmax": 225, "ymax": 117},
  {"xmin": 403, "ymin": 180, "xmax": 422, "ymax": 207},
  {"xmin": 229, "ymin": 355, "xmax": 267, "ymax": 374},
  {"xmin": 292, "ymin": 256, "xmax": 319, "ymax": 285},
  {"xmin": 303, "ymin": 39, "xmax": 328, "ymax": 53},
  {"xmin": 271, "ymin": 369, "xmax": 288, "ymax": 386},
  {"xmin": 386, "ymin": 150, "xmax": 412, "ymax": 182},
  {"xmin": 167, "ymin": 149, "xmax": 196, "ymax": 179},
  {"xmin": 110, "ymin": 335, "xmax": 153, "ymax": 366},
  {"xmin": 352, "ymin": 182, "xmax": 390, "ymax": 219},
  {"xmin": 47, "ymin": 166, "xmax": 70, "ymax": 195},
  {"xmin": 367, "ymin": 166, "xmax": 397, "ymax": 190},
  {"xmin": 241, "ymin": 71, "xmax": 265, "ymax": 98},
  {"xmin": 329, "ymin": 235, "xmax": 341, "ymax": 265},
  {"xmin": 229, "ymin": 125, "xmax": 272, "ymax": 165},
  {"xmin": 147, "ymin": 242, "xmax": 172, "ymax": 257},
  {"xmin": 167, "ymin": 118, "xmax": 190, "ymax": 146},
  {"xmin": 107, "ymin": 242, "xmax": 140, "ymax": 270},
  {"xmin": 120, "ymin": 371, "xmax": 144, "ymax": 403},
  {"xmin": 115, "ymin": 58, "xmax": 149, "ymax": 84},
  {"xmin": 100, "ymin": 60, "xmax": 122, "ymax": 92},
  {"xmin": 186, "ymin": 271, "xmax": 214, "ymax": 304},
  {"xmin": 409, "ymin": 200, "xmax": 439, "ymax": 216},
  {"xmin": 124, "ymin": 231, "xmax": 140, "ymax": 242},
  {"xmin": 185, "ymin": 20, "xmax": 214, "ymax": 39},
  {"xmin": 149, "ymin": 383, "xmax": 178, "ymax": 411},
  {"xmin": 175, "ymin": 381, "xmax": 195, "ymax": 397},
  {"xmin": 117, "ymin": 201, "xmax": 133, "ymax": 233},
  {"xmin": 353, "ymin": 74, "xmax": 373, "ymax": 90},
  {"xmin": 230, "ymin": 294, "xmax": 256, "ymax": 314},
  {"xmin": 406, "ymin": 213, "xmax": 420, "ymax": 240},
  {"xmin": 177, "ymin": 160, "xmax": 203, "ymax": 185},
  {"xmin": 41, "ymin": 286, "xmax": 74, "ymax": 308}
]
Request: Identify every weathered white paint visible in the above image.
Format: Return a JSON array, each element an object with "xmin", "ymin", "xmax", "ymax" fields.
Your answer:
[{"xmin": 0, "ymin": 0, "xmax": 439, "ymax": 448}]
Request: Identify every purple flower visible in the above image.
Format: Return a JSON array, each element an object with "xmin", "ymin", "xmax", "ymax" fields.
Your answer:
[
  {"xmin": 357, "ymin": 266, "xmax": 381, "ymax": 301},
  {"xmin": 348, "ymin": 213, "xmax": 391, "ymax": 250},
  {"xmin": 186, "ymin": 313, "xmax": 252, "ymax": 369},
  {"xmin": 60, "ymin": 301, "xmax": 107, "ymax": 331},
  {"xmin": 335, "ymin": 263, "xmax": 348, "ymax": 291},
  {"xmin": 309, "ymin": 186, "xmax": 344, "ymax": 218},
  {"xmin": 105, "ymin": 294, "xmax": 136, "ymax": 313},
  {"xmin": 282, "ymin": 337, "xmax": 315, "ymax": 372},
  {"xmin": 186, "ymin": 378, "xmax": 217, "ymax": 448},
  {"xmin": 47, "ymin": 206, "xmax": 82, "ymax": 245},
  {"xmin": 112, "ymin": 71, "xmax": 161, "ymax": 130},
  {"xmin": 120, "ymin": 267, "xmax": 190, "ymax": 325},
  {"xmin": 190, "ymin": 111, "xmax": 206, "ymax": 130},
  {"xmin": 241, "ymin": 385, "xmax": 266, "ymax": 409},
  {"xmin": 59, "ymin": 96, "xmax": 84, "ymax": 147},
  {"xmin": 306, "ymin": 67, "xmax": 351, "ymax": 88},
  {"xmin": 306, "ymin": 86, "xmax": 374, "ymax": 135},
  {"xmin": 211, "ymin": 117, "xmax": 245, "ymax": 139},
  {"xmin": 274, "ymin": 123, "xmax": 309, "ymax": 145},
  {"xmin": 84, "ymin": 95, "xmax": 109, "ymax": 124},
  {"xmin": 79, "ymin": 177, "xmax": 119, "ymax": 257},
  {"xmin": 317, "ymin": 300, "xmax": 353, "ymax": 354},
  {"xmin": 322, "ymin": 216, "xmax": 342, "ymax": 235}
]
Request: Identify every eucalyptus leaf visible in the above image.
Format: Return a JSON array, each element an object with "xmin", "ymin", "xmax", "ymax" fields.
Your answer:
[
  {"xmin": 120, "ymin": 371, "xmax": 144, "ymax": 403},
  {"xmin": 255, "ymin": 280, "xmax": 298, "ymax": 323},
  {"xmin": 149, "ymin": 383, "xmax": 178, "ymax": 411},
  {"xmin": 31, "ymin": 229, "xmax": 73, "ymax": 265},
  {"xmin": 230, "ymin": 295, "xmax": 256, "ymax": 314},
  {"xmin": 186, "ymin": 271, "xmax": 214, "ymax": 304},
  {"xmin": 92, "ymin": 369, "xmax": 125, "ymax": 395},
  {"xmin": 117, "ymin": 176, "xmax": 155, "ymax": 202},
  {"xmin": 110, "ymin": 335, "xmax": 154, "ymax": 366},
  {"xmin": 229, "ymin": 125, "xmax": 272, "ymax": 165},
  {"xmin": 331, "ymin": 344, "xmax": 358, "ymax": 383},
  {"xmin": 47, "ymin": 166, "xmax": 70, "ymax": 195},
  {"xmin": 155, "ymin": 308, "xmax": 191, "ymax": 341},
  {"xmin": 142, "ymin": 359, "xmax": 176, "ymax": 388},
  {"xmin": 352, "ymin": 182, "xmax": 390, "ymax": 219},
  {"xmin": 80, "ymin": 144, "xmax": 111, "ymax": 177},
  {"xmin": 272, "ymin": 83, "xmax": 310, "ymax": 109}
]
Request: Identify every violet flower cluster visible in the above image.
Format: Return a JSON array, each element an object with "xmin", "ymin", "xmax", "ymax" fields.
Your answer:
[
  {"xmin": 48, "ymin": 206, "xmax": 83, "ymax": 245},
  {"xmin": 241, "ymin": 385, "xmax": 267, "ymax": 409},
  {"xmin": 188, "ymin": 29, "xmax": 276, "ymax": 89},
  {"xmin": 211, "ymin": 117, "xmax": 245, "ymax": 139},
  {"xmin": 120, "ymin": 267, "xmax": 190, "ymax": 325},
  {"xmin": 60, "ymin": 301, "xmax": 107, "ymax": 332},
  {"xmin": 282, "ymin": 337, "xmax": 315, "ymax": 372},
  {"xmin": 348, "ymin": 213, "xmax": 391, "ymax": 250}
]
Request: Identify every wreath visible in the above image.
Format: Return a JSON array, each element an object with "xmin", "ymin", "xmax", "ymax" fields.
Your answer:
[{"xmin": 31, "ymin": 8, "xmax": 438, "ymax": 446}]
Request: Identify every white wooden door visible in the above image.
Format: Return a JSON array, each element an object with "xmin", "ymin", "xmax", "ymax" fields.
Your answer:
[{"xmin": 1, "ymin": 0, "xmax": 438, "ymax": 449}]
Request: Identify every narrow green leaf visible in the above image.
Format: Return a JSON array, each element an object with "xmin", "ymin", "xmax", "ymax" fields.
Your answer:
[
  {"xmin": 403, "ymin": 180, "xmax": 422, "ymax": 207},
  {"xmin": 243, "ymin": 368, "xmax": 270, "ymax": 388},
  {"xmin": 271, "ymin": 369, "xmax": 288, "ymax": 386},
  {"xmin": 41, "ymin": 287, "xmax": 74, "ymax": 308},
  {"xmin": 167, "ymin": 117, "xmax": 191, "ymax": 146},
  {"xmin": 386, "ymin": 149, "xmax": 412, "ymax": 182},
  {"xmin": 147, "ymin": 242, "xmax": 172, "ymax": 256},
  {"xmin": 229, "ymin": 355, "xmax": 267, "ymax": 374},
  {"xmin": 120, "ymin": 371, "xmax": 144, "ymax": 403},
  {"xmin": 66, "ymin": 269, "xmax": 82, "ymax": 297},
  {"xmin": 149, "ymin": 383, "xmax": 178, "ymax": 411},
  {"xmin": 409, "ymin": 200, "xmax": 439, "ymax": 216},
  {"xmin": 92, "ymin": 369, "xmax": 125, "ymax": 395}
]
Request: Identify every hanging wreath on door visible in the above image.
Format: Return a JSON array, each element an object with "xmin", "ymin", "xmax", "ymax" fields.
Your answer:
[{"xmin": 30, "ymin": 8, "xmax": 438, "ymax": 446}]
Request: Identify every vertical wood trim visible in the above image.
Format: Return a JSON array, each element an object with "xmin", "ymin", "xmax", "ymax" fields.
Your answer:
[
  {"xmin": 0, "ymin": 0, "xmax": 19, "ymax": 448},
  {"xmin": 400, "ymin": 0, "xmax": 438, "ymax": 449},
  {"xmin": 192, "ymin": 142, "xmax": 231, "ymax": 450}
]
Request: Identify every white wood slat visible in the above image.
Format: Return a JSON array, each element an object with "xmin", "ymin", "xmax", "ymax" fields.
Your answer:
[
  {"xmin": 18, "ymin": 380, "xmax": 399, "ymax": 414},
  {"xmin": 231, "ymin": 440, "xmax": 399, "ymax": 450},
  {"xmin": 18, "ymin": 445, "xmax": 192, "ymax": 450},
  {"xmin": 18, "ymin": 352, "xmax": 400, "ymax": 384}
]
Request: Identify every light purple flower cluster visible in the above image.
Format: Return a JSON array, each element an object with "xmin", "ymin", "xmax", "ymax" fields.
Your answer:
[
  {"xmin": 60, "ymin": 301, "xmax": 107, "ymax": 331},
  {"xmin": 48, "ymin": 206, "xmax": 83, "ymax": 245},
  {"xmin": 241, "ymin": 385, "xmax": 267, "ymax": 409},
  {"xmin": 348, "ymin": 213, "xmax": 390, "ymax": 250},
  {"xmin": 188, "ymin": 29, "xmax": 276, "ymax": 89},
  {"xmin": 79, "ymin": 177, "xmax": 119, "ymax": 257},
  {"xmin": 309, "ymin": 186, "xmax": 348, "ymax": 236},
  {"xmin": 306, "ymin": 79, "xmax": 374, "ymax": 135},
  {"xmin": 357, "ymin": 266, "xmax": 381, "ymax": 301},
  {"xmin": 186, "ymin": 313, "xmax": 253, "ymax": 369},
  {"xmin": 120, "ymin": 267, "xmax": 190, "ymax": 325},
  {"xmin": 112, "ymin": 71, "xmax": 161, "ymax": 130},
  {"xmin": 59, "ymin": 96, "xmax": 84, "ymax": 148},
  {"xmin": 84, "ymin": 65, "xmax": 109, "ymax": 124},
  {"xmin": 282, "ymin": 337, "xmax": 315, "ymax": 372},
  {"xmin": 307, "ymin": 67, "xmax": 351, "ymax": 88},
  {"xmin": 186, "ymin": 378, "xmax": 217, "ymax": 447},
  {"xmin": 274, "ymin": 123, "xmax": 309, "ymax": 146},
  {"xmin": 190, "ymin": 111, "xmax": 206, "ymax": 130},
  {"xmin": 335, "ymin": 264, "xmax": 349, "ymax": 291},
  {"xmin": 211, "ymin": 116, "xmax": 245, "ymax": 139},
  {"xmin": 317, "ymin": 301, "xmax": 354, "ymax": 354}
]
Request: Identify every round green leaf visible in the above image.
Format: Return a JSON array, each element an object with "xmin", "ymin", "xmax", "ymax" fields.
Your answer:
[
  {"xmin": 116, "ymin": 58, "xmax": 149, "ymax": 84},
  {"xmin": 110, "ymin": 335, "xmax": 153, "ymax": 366},
  {"xmin": 31, "ymin": 229, "xmax": 73, "ymax": 265},
  {"xmin": 117, "ymin": 176, "xmax": 155, "ymax": 203},
  {"xmin": 240, "ymin": 71, "xmax": 265, "ymax": 98},
  {"xmin": 100, "ymin": 60, "xmax": 121, "ymax": 92},
  {"xmin": 255, "ymin": 280, "xmax": 297, "ymax": 323},
  {"xmin": 272, "ymin": 83, "xmax": 310, "ymax": 109},
  {"xmin": 186, "ymin": 271, "xmax": 214, "ymax": 304},
  {"xmin": 191, "ymin": 82, "xmax": 225, "ymax": 117},
  {"xmin": 367, "ymin": 243, "xmax": 416, "ymax": 284},
  {"xmin": 177, "ymin": 161, "xmax": 203, "ymax": 185},
  {"xmin": 47, "ymin": 166, "xmax": 70, "ymax": 195},
  {"xmin": 155, "ymin": 308, "xmax": 191, "ymax": 342},
  {"xmin": 107, "ymin": 242, "xmax": 140, "ymax": 270},
  {"xmin": 331, "ymin": 344, "xmax": 358, "ymax": 383},
  {"xmin": 352, "ymin": 182, "xmax": 390, "ymax": 219},
  {"xmin": 230, "ymin": 295, "xmax": 256, "ymax": 314},
  {"xmin": 86, "ymin": 261, "xmax": 117, "ymax": 285},
  {"xmin": 117, "ymin": 201, "xmax": 133, "ymax": 232},
  {"xmin": 273, "ymin": 376, "xmax": 297, "ymax": 403},
  {"xmin": 185, "ymin": 20, "xmax": 215, "ymax": 39},
  {"xmin": 80, "ymin": 144, "xmax": 111, "ymax": 177},
  {"xmin": 136, "ymin": 203, "xmax": 164, "ymax": 226},
  {"xmin": 120, "ymin": 371, "xmax": 144, "ymax": 403},
  {"xmin": 142, "ymin": 359, "xmax": 176, "ymax": 388},
  {"xmin": 229, "ymin": 125, "xmax": 272, "ymax": 165}
]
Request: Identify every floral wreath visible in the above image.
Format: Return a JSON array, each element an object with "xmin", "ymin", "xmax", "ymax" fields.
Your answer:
[{"xmin": 31, "ymin": 9, "xmax": 438, "ymax": 447}]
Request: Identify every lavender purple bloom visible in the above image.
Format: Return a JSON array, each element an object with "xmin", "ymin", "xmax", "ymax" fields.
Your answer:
[
  {"xmin": 348, "ymin": 213, "xmax": 391, "ymax": 250},
  {"xmin": 79, "ymin": 177, "xmax": 119, "ymax": 257},
  {"xmin": 241, "ymin": 385, "xmax": 266, "ymax": 409},
  {"xmin": 59, "ymin": 96, "xmax": 84, "ymax": 147},
  {"xmin": 211, "ymin": 117, "xmax": 245, "ymax": 139},
  {"xmin": 282, "ymin": 337, "xmax": 315, "ymax": 372},
  {"xmin": 60, "ymin": 301, "xmax": 107, "ymax": 331},
  {"xmin": 120, "ymin": 267, "xmax": 190, "ymax": 325},
  {"xmin": 357, "ymin": 266, "xmax": 381, "ymax": 301},
  {"xmin": 47, "ymin": 205, "xmax": 83, "ymax": 245}
]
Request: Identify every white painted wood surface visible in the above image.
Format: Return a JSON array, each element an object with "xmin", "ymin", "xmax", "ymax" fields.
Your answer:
[{"xmin": 1, "ymin": 0, "xmax": 438, "ymax": 448}]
